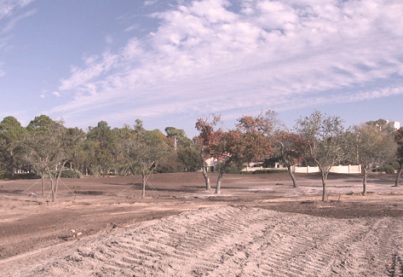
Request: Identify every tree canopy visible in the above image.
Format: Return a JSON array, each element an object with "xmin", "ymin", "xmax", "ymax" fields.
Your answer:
[{"xmin": 0, "ymin": 112, "xmax": 401, "ymax": 201}]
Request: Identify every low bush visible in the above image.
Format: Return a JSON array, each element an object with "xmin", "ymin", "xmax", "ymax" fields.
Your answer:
[
  {"xmin": 60, "ymin": 169, "xmax": 82, "ymax": 178},
  {"xmin": 1, "ymin": 172, "xmax": 41, "ymax": 179},
  {"xmin": 240, "ymin": 169, "xmax": 288, "ymax": 174},
  {"xmin": 372, "ymin": 164, "xmax": 395, "ymax": 174}
]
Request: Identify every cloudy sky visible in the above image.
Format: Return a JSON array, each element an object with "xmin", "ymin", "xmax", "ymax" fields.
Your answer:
[{"xmin": 1, "ymin": 0, "xmax": 402, "ymax": 136}]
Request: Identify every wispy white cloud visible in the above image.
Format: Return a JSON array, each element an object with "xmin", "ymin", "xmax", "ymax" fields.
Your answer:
[
  {"xmin": 50, "ymin": 0, "xmax": 403, "ymax": 128},
  {"xmin": 0, "ymin": 62, "xmax": 5, "ymax": 77},
  {"xmin": 52, "ymin": 91, "xmax": 61, "ymax": 97},
  {"xmin": 1, "ymin": 9, "xmax": 35, "ymax": 34},
  {"xmin": 0, "ymin": 0, "xmax": 34, "ymax": 78},
  {"xmin": 144, "ymin": 0, "xmax": 158, "ymax": 6},
  {"xmin": 0, "ymin": 0, "xmax": 33, "ymax": 19}
]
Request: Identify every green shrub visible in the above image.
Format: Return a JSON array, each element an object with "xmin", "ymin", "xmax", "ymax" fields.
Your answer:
[
  {"xmin": 240, "ymin": 169, "xmax": 288, "ymax": 174},
  {"xmin": 60, "ymin": 169, "xmax": 82, "ymax": 178},
  {"xmin": 2, "ymin": 172, "xmax": 41, "ymax": 179},
  {"xmin": 372, "ymin": 164, "xmax": 395, "ymax": 174}
]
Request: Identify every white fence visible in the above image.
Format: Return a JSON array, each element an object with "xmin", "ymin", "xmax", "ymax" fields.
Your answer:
[
  {"xmin": 243, "ymin": 164, "xmax": 362, "ymax": 174},
  {"xmin": 292, "ymin": 164, "xmax": 361, "ymax": 174}
]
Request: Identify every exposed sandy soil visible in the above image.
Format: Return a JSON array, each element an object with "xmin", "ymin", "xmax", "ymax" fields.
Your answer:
[{"xmin": 0, "ymin": 172, "xmax": 402, "ymax": 276}]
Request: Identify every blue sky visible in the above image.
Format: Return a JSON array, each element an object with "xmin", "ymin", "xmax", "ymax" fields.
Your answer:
[{"xmin": 1, "ymin": 0, "xmax": 402, "ymax": 137}]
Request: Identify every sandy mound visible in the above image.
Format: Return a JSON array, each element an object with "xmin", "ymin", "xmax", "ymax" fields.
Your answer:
[{"xmin": 2, "ymin": 206, "xmax": 402, "ymax": 277}]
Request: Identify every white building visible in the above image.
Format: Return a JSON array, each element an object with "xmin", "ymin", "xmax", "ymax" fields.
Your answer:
[{"xmin": 392, "ymin": 121, "xmax": 401, "ymax": 130}]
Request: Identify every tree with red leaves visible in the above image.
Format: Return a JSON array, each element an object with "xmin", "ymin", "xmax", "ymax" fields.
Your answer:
[
  {"xmin": 195, "ymin": 114, "xmax": 271, "ymax": 194},
  {"xmin": 195, "ymin": 115, "xmax": 221, "ymax": 191}
]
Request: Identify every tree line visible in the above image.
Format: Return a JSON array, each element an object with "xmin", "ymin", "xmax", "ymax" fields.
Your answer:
[{"xmin": 0, "ymin": 111, "xmax": 402, "ymax": 201}]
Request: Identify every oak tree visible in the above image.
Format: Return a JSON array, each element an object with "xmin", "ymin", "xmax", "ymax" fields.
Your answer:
[
  {"xmin": 24, "ymin": 115, "xmax": 67, "ymax": 201},
  {"xmin": 274, "ymin": 131, "xmax": 308, "ymax": 188},
  {"xmin": 295, "ymin": 111, "xmax": 345, "ymax": 201},
  {"xmin": 0, "ymin": 116, "xmax": 26, "ymax": 177},
  {"xmin": 349, "ymin": 123, "xmax": 396, "ymax": 194}
]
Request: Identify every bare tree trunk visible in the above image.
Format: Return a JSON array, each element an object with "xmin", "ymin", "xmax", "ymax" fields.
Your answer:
[
  {"xmin": 41, "ymin": 174, "xmax": 45, "ymax": 196},
  {"xmin": 50, "ymin": 177, "xmax": 55, "ymax": 202},
  {"xmin": 320, "ymin": 171, "xmax": 328, "ymax": 202},
  {"xmin": 200, "ymin": 147, "xmax": 210, "ymax": 190},
  {"xmin": 141, "ymin": 171, "xmax": 146, "ymax": 198},
  {"xmin": 215, "ymin": 168, "xmax": 224, "ymax": 195},
  {"xmin": 287, "ymin": 165, "xmax": 298, "ymax": 188},
  {"xmin": 215, "ymin": 160, "xmax": 229, "ymax": 194},
  {"xmin": 202, "ymin": 165, "xmax": 210, "ymax": 190},
  {"xmin": 279, "ymin": 141, "xmax": 298, "ymax": 188},
  {"xmin": 362, "ymin": 166, "xmax": 368, "ymax": 195},
  {"xmin": 55, "ymin": 161, "xmax": 67, "ymax": 200},
  {"xmin": 394, "ymin": 162, "xmax": 402, "ymax": 187}
]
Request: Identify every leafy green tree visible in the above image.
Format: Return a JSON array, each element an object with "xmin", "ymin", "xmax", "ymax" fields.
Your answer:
[
  {"xmin": 117, "ymin": 120, "xmax": 170, "ymax": 197},
  {"xmin": 164, "ymin": 127, "xmax": 199, "ymax": 172},
  {"xmin": 295, "ymin": 111, "xmax": 346, "ymax": 201},
  {"xmin": 177, "ymin": 146, "xmax": 200, "ymax": 172},
  {"xmin": 24, "ymin": 115, "xmax": 67, "ymax": 201},
  {"xmin": 0, "ymin": 116, "xmax": 26, "ymax": 177},
  {"xmin": 64, "ymin": 127, "xmax": 86, "ymax": 175},
  {"xmin": 86, "ymin": 121, "xmax": 117, "ymax": 176},
  {"xmin": 348, "ymin": 123, "xmax": 396, "ymax": 194}
]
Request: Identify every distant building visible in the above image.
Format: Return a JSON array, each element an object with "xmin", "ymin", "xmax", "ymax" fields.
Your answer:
[{"xmin": 385, "ymin": 120, "xmax": 400, "ymax": 130}]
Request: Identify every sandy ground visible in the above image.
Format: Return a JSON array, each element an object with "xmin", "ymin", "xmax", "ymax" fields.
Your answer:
[{"xmin": 0, "ymin": 172, "xmax": 402, "ymax": 276}]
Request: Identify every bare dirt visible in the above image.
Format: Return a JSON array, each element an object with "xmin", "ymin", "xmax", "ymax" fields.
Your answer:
[{"xmin": 0, "ymin": 172, "xmax": 402, "ymax": 276}]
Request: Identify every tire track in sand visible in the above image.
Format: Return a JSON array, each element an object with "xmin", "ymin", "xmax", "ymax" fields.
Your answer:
[{"xmin": 13, "ymin": 206, "xmax": 403, "ymax": 277}]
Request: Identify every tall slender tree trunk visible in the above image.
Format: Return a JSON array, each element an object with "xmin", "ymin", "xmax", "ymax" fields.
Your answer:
[
  {"xmin": 320, "ymin": 171, "xmax": 328, "ymax": 202},
  {"xmin": 141, "ymin": 171, "xmax": 146, "ymax": 198},
  {"xmin": 215, "ymin": 170, "xmax": 224, "ymax": 195},
  {"xmin": 215, "ymin": 160, "xmax": 230, "ymax": 194},
  {"xmin": 200, "ymin": 147, "xmax": 210, "ymax": 190},
  {"xmin": 49, "ymin": 176, "xmax": 55, "ymax": 202},
  {"xmin": 394, "ymin": 162, "xmax": 402, "ymax": 187},
  {"xmin": 287, "ymin": 165, "xmax": 298, "ymax": 188},
  {"xmin": 55, "ymin": 161, "xmax": 67, "ymax": 200},
  {"xmin": 215, "ymin": 162, "xmax": 227, "ymax": 194},
  {"xmin": 202, "ymin": 165, "xmax": 210, "ymax": 190},
  {"xmin": 280, "ymin": 142, "xmax": 298, "ymax": 188},
  {"xmin": 362, "ymin": 166, "xmax": 368, "ymax": 195},
  {"xmin": 41, "ymin": 174, "xmax": 45, "ymax": 196}
]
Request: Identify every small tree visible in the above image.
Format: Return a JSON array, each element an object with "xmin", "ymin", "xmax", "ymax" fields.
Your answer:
[
  {"xmin": 295, "ymin": 111, "xmax": 345, "ymax": 201},
  {"xmin": 350, "ymin": 123, "xmax": 397, "ymax": 194},
  {"xmin": 65, "ymin": 127, "xmax": 86, "ymax": 174},
  {"xmin": 208, "ymin": 129, "xmax": 252, "ymax": 194},
  {"xmin": 24, "ymin": 115, "xmax": 67, "ymax": 201},
  {"xmin": 394, "ymin": 127, "xmax": 403, "ymax": 187},
  {"xmin": 195, "ymin": 115, "xmax": 221, "ymax": 190},
  {"xmin": 195, "ymin": 115, "xmax": 270, "ymax": 194},
  {"xmin": 86, "ymin": 121, "xmax": 116, "ymax": 176},
  {"xmin": 165, "ymin": 126, "xmax": 199, "ymax": 172},
  {"xmin": 274, "ymin": 131, "xmax": 308, "ymax": 188},
  {"xmin": 117, "ymin": 120, "xmax": 169, "ymax": 197},
  {"xmin": 236, "ymin": 115, "xmax": 273, "ymax": 168}
]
